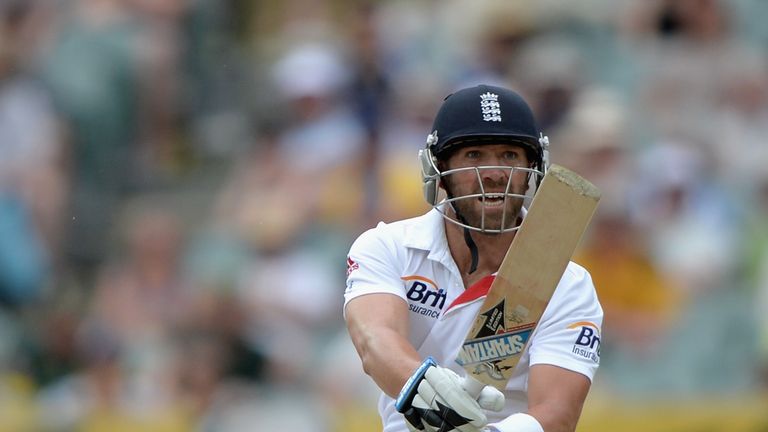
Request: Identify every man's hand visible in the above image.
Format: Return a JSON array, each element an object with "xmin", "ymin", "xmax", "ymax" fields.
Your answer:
[{"xmin": 396, "ymin": 357, "xmax": 505, "ymax": 432}]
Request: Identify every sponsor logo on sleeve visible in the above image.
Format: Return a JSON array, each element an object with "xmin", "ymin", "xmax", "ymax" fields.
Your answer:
[
  {"xmin": 402, "ymin": 275, "xmax": 446, "ymax": 319},
  {"xmin": 568, "ymin": 321, "xmax": 601, "ymax": 363},
  {"xmin": 346, "ymin": 257, "xmax": 359, "ymax": 276}
]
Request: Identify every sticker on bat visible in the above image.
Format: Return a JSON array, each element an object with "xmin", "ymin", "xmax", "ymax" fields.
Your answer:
[
  {"xmin": 456, "ymin": 326, "xmax": 533, "ymax": 366},
  {"xmin": 456, "ymin": 299, "xmax": 536, "ymax": 376}
]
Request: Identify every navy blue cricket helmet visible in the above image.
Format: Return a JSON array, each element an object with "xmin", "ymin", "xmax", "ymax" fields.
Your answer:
[{"xmin": 429, "ymin": 84, "xmax": 544, "ymax": 162}]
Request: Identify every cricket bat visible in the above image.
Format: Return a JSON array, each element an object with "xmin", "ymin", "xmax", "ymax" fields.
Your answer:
[{"xmin": 456, "ymin": 164, "xmax": 601, "ymax": 395}]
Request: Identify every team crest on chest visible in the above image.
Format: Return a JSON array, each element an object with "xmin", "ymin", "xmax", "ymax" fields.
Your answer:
[{"xmin": 480, "ymin": 92, "xmax": 502, "ymax": 122}]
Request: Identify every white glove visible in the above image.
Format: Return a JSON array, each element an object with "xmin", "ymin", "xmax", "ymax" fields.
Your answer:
[
  {"xmin": 396, "ymin": 357, "xmax": 505, "ymax": 432},
  {"xmin": 486, "ymin": 413, "xmax": 544, "ymax": 432}
]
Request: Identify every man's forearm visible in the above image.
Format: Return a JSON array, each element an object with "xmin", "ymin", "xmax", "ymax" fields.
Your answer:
[{"xmin": 351, "ymin": 324, "xmax": 422, "ymax": 397}]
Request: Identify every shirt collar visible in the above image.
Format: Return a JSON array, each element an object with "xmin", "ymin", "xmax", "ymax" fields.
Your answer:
[
  {"xmin": 402, "ymin": 208, "xmax": 447, "ymax": 258},
  {"xmin": 402, "ymin": 205, "xmax": 528, "ymax": 259}
]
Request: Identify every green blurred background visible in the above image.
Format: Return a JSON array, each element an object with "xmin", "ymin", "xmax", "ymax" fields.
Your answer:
[{"xmin": 0, "ymin": 0, "xmax": 767, "ymax": 430}]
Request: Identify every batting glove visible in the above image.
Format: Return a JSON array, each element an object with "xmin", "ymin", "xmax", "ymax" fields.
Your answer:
[{"xmin": 396, "ymin": 357, "xmax": 505, "ymax": 432}]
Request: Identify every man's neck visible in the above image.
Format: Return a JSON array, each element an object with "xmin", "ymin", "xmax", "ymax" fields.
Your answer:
[{"xmin": 444, "ymin": 221, "xmax": 517, "ymax": 287}]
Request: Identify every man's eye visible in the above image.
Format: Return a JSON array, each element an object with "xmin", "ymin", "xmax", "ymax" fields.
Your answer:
[
  {"xmin": 503, "ymin": 152, "xmax": 519, "ymax": 160},
  {"xmin": 466, "ymin": 150, "xmax": 481, "ymax": 159}
]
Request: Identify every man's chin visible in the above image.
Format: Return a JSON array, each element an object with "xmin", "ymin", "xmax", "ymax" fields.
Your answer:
[
  {"xmin": 451, "ymin": 202, "xmax": 521, "ymax": 231},
  {"xmin": 462, "ymin": 216, "xmax": 517, "ymax": 233},
  {"xmin": 469, "ymin": 209, "xmax": 522, "ymax": 232}
]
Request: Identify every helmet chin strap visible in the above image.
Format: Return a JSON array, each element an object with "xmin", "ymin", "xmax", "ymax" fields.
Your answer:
[
  {"xmin": 462, "ymin": 224, "xmax": 480, "ymax": 275},
  {"xmin": 449, "ymin": 201, "xmax": 479, "ymax": 275}
]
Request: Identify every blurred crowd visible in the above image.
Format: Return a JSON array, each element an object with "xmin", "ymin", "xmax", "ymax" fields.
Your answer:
[{"xmin": 1, "ymin": 0, "xmax": 767, "ymax": 430}]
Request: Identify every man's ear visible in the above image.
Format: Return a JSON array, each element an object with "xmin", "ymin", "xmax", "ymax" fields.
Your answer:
[{"xmin": 436, "ymin": 161, "xmax": 447, "ymax": 190}]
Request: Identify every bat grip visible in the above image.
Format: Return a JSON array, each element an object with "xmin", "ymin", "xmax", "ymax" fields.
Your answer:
[{"xmin": 462, "ymin": 375, "xmax": 485, "ymax": 399}]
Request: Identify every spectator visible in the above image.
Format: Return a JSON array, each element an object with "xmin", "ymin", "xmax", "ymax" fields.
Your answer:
[{"xmin": 0, "ymin": 0, "xmax": 65, "ymax": 307}]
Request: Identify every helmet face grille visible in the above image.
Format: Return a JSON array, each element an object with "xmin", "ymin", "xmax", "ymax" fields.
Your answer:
[{"xmin": 433, "ymin": 165, "xmax": 545, "ymax": 234}]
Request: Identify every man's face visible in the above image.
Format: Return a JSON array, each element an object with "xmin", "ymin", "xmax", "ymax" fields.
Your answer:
[{"xmin": 441, "ymin": 143, "xmax": 531, "ymax": 232}]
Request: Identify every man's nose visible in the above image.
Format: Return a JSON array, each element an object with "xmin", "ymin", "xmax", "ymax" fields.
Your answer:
[{"xmin": 480, "ymin": 165, "xmax": 510, "ymax": 185}]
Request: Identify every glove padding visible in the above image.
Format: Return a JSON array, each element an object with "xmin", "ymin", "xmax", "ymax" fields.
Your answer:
[{"xmin": 398, "ymin": 359, "xmax": 505, "ymax": 432}]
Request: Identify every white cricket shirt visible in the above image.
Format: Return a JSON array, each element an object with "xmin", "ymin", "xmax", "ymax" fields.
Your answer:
[{"xmin": 344, "ymin": 208, "xmax": 603, "ymax": 432}]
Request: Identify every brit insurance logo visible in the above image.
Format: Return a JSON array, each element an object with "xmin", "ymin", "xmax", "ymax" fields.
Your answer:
[
  {"xmin": 480, "ymin": 92, "xmax": 502, "ymax": 122},
  {"xmin": 402, "ymin": 275, "xmax": 446, "ymax": 319},
  {"xmin": 568, "ymin": 321, "xmax": 601, "ymax": 363}
]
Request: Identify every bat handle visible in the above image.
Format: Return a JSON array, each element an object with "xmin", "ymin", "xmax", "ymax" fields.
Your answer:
[{"xmin": 462, "ymin": 375, "xmax": 485, "ymax": 399}]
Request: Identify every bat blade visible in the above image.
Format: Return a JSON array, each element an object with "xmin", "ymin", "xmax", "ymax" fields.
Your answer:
[{"xmin": 456, "ymin": 164, "xmax": 601, "ymax": 391}]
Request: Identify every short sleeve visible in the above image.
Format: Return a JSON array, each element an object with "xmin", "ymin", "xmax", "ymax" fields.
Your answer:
[
  {"xmin": 343, "ymin": 223, "xmax": 407, "ymax": 317},
  {"xmin": 527, "ymin": 263, "xmax": 603, "ymax": 381}
]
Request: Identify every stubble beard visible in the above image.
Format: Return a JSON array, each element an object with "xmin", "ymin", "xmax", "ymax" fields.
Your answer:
[{"xmin": 453, "ymin": 196, "xmax": 523, "ymax": 232}]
